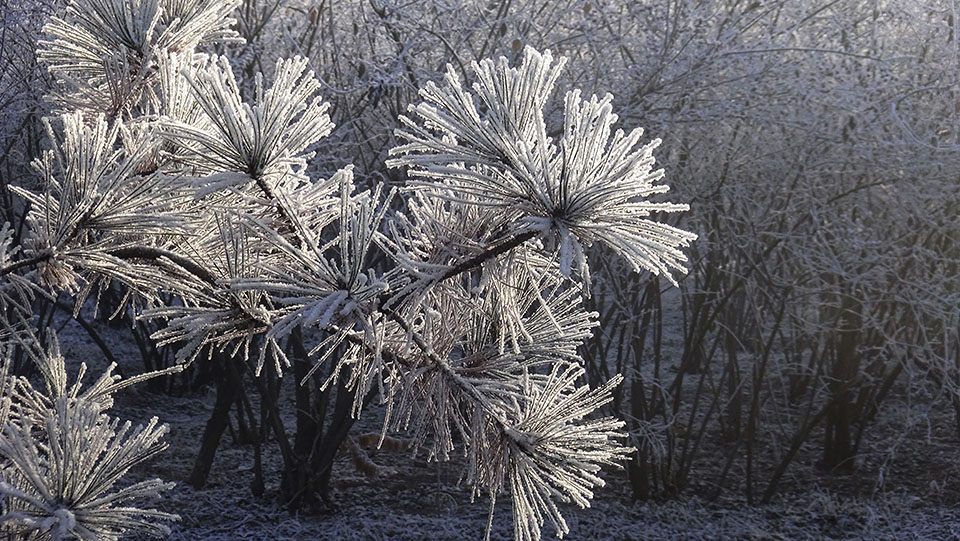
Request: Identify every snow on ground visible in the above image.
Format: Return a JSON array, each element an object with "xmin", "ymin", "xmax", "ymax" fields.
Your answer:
[{"xmin": 44, "ymin": 301, "xmax": 960, "ymax": 540}]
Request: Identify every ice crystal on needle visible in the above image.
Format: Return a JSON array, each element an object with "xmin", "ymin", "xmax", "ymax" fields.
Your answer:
[
  {"xmin": 389, "ymin": 46, "xmax": 696, "ymax": 286},
  {"xmin": 0, "ymin": 332, "xmax": 179, "ymax": 540}
]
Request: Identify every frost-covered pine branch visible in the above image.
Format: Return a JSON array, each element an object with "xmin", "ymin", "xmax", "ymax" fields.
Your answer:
[
  {"xmin": 16, "ymin": 0, "xmax": 697, "ymax": 535},
  {"xmin": 470, "ymin": 366, "xmax": 631, "ymax": 541},
  {"xmin": 142, "ymin": 53, "xmax": 343, "ymax": 370},
  {"xmin": 159, "ymin": 54, "xmax": 333, "ymax": 193},
  {"xmin": 6, "ymin": 112, "xmax": 202, "ymax": 307},
  {"xmin": 235, "ymin": 169, "xmax": 395, "ymax": 378},
  {"xmin": 0, "ymin": 331, "xmax": 180, "ymax": 540},
  {"xmin": 37, "ymin": 0, "xmax": 241, "ymax": 115},
  {"xmin": 389, "ymin": 46, "xmax": 697, "ymax": 287}
]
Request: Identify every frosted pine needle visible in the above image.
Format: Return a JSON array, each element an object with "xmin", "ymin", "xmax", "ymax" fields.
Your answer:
[
  {"xmin": 471, "ymin": 366, "xmax": 633, "ymax": 541},
  {"xmin": 0, "ymin": 401, "xmax": 177, "ymax": 540},
  {"xmin": 0, "ymin": 331, "xmax": 178, "ymax": 540},
  {"xmin": 389, "ymin": 46, "xmax": 696, "ymax": 287},
  {"xmin": 37, "ymin": 0, "xmax": 241, "ymax": 115},
  {"xmin": 235, "ymin": 168, "xmax": 395, "ymax": 377},
  {"xmin": 161, "ymin": 55, "xmax": 333, "ymax": 189}
]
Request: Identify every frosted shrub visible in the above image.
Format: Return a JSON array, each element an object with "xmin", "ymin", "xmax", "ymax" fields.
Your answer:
[{"xmin": 0, "ymin": 0, "xmax": 696, "ymax": 539}]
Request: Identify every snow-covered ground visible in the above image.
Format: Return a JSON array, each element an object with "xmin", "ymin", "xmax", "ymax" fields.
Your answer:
[{"xmin": 47, "ymin": 301, "xmax": 960, "ymax": 540}]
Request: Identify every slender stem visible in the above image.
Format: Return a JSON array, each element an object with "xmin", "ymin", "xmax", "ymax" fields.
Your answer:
[
  {"xmin": 384, "ymin": 229, "xmax": 539, "ymax": 311},
  {"xmin": 0, "ymin": 246, "xmax": 218, "ymax": 287},
  {"xmin": 438, "ymin": 230, "xmax": 537, "ymax": 283},
  {"xmin": 380, "ymin": 306, "xmax": 519, "ymax": 436},
  {"xmin": 107, "ymin": 246, "xmax": 218, "ymax": 285},
  {"xmin": 0, "ymin": 252, "xmax": 52, "ymax": 277},
  {"xmin": 253, "ymin": 176, "xmax": 300, "ymax": 239}
]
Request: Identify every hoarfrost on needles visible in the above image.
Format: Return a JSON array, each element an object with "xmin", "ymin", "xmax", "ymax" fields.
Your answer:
[{"xmin": 2, "ymin": 2, "xmax": 697, "ymax": 538}]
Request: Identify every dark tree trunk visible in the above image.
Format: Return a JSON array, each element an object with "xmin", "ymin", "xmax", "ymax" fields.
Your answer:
[
  {"xmin": 189, "ymin": 354, "xmax": 242, "ymax": 488},
  {"xmin": 821, "ymin": 294, "xmax": 861, "ymax": 473}
]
